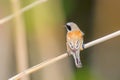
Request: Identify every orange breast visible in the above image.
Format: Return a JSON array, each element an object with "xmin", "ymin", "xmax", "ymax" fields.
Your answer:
[{"xmin": 67, "ymin": 30, "xmax": 83, "ymax": 40}]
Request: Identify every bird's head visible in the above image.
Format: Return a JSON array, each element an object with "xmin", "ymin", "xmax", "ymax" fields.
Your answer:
[
  {"xmin": 65, "ymin": 22, "xmax": 84, "ymax": 35},
  {"xmin": 65, "ymin": 22, "xmax": 79, "ymax": 31}
]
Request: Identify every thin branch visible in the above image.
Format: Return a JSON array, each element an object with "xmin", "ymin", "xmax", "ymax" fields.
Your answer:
[
  {"xmin": 8, "ymin": 30, "xmax": 120, "ymax": 80},
  {"xmin": 0, "ymin": 0, "xmax": 47, "ymax": 24},
  {"xmin": 84, "ymin": 30, "xmax": 120, "ymax": 49}
]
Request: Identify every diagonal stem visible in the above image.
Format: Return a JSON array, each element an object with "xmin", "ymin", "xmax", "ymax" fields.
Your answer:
[
  {"xmin": 8, "ymin": 30, "xmax": 120, "ymax": 80},
  {"xmin": 84, "ymin": 30, "xmax": 120, "ymax": 49},
  {"xmin": 0, "ymin": 0, "xmax": 47, "ymax": 24}
]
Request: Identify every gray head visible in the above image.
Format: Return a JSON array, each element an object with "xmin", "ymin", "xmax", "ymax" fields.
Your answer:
[
  {"xmin": 65, "ymin": 22, "xmax": 84, "ymax": 35},
  {"xmin": 65, "ymin": 22, "xmax": 80, "ymax": 32}
]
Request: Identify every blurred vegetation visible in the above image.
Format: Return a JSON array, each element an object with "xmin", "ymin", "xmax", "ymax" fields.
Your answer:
[
  {"xmin": 1, "ymin": 0, "xmax": 120, "ymax": 80},
  {"xmin": 0, "ymin": 0, "xmax": 94, "ymax": 80}
]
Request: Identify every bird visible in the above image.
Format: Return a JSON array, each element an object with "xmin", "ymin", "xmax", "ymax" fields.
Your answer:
[{"xmin": 65, "ymin": 22, "xmax": 84, "ymax": 68}]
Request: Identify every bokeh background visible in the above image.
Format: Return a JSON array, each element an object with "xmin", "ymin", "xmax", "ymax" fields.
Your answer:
[{"xmin": 0, "ymin": 0, "xmax": 120, "ymax": 80}]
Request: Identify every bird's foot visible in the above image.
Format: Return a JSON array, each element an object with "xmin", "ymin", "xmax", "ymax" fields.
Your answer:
[
  {"xmin": 80, "ymin": 44, "xmax": 85, "ymax": 51},
  {"xmin": 67, "ymin": 51, "xmax": 71, "ymax": 56}
]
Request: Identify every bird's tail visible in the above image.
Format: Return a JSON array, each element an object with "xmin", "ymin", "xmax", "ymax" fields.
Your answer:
[{"xmin": 72, "ymin": 51, "xmax": 82, "ymax": 68}]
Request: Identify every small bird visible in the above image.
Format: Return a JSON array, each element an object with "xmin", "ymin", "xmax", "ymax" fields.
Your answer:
[{"xmin": 65, "ymin": 22, "xmax": 84, "ymax": 68}]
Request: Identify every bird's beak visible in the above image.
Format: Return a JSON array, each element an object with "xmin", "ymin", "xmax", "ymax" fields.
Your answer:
[{"xmin": 64, "ymin": 25, "xmax": 66, "ymax": 28}]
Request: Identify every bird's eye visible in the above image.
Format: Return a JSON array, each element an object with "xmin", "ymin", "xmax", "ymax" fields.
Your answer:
[{"xmin": 66, "ymin": 24, "xmax": 71, "ymax": 31}]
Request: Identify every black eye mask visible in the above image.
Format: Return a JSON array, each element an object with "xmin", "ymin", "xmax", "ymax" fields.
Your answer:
[{"xmin": 66, "ymin": 24, "xmax": 71, "ymax": 31}]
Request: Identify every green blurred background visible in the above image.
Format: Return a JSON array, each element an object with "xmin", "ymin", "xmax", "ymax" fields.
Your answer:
[{"xmin": 0, "ymin": 0, "xmax": 120, "ymax": 80}]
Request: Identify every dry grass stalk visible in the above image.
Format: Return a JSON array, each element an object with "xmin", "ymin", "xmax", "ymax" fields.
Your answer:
[
  {"xmin": 8, "ymin": 30, "xmax": 120, "ymax": 80},
  {"xmin": 0, "ymin": 0, "xmax": 47, "ymax": 24}
]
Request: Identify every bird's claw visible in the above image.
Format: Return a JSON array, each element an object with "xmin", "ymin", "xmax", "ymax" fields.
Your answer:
[
  {"xmin": 80, "ymin": 44, "xmax": 84, "ymax": 51},
  {"xmin": 67, "ymin": 51, "xmax": 71, "ymax": 56}
]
